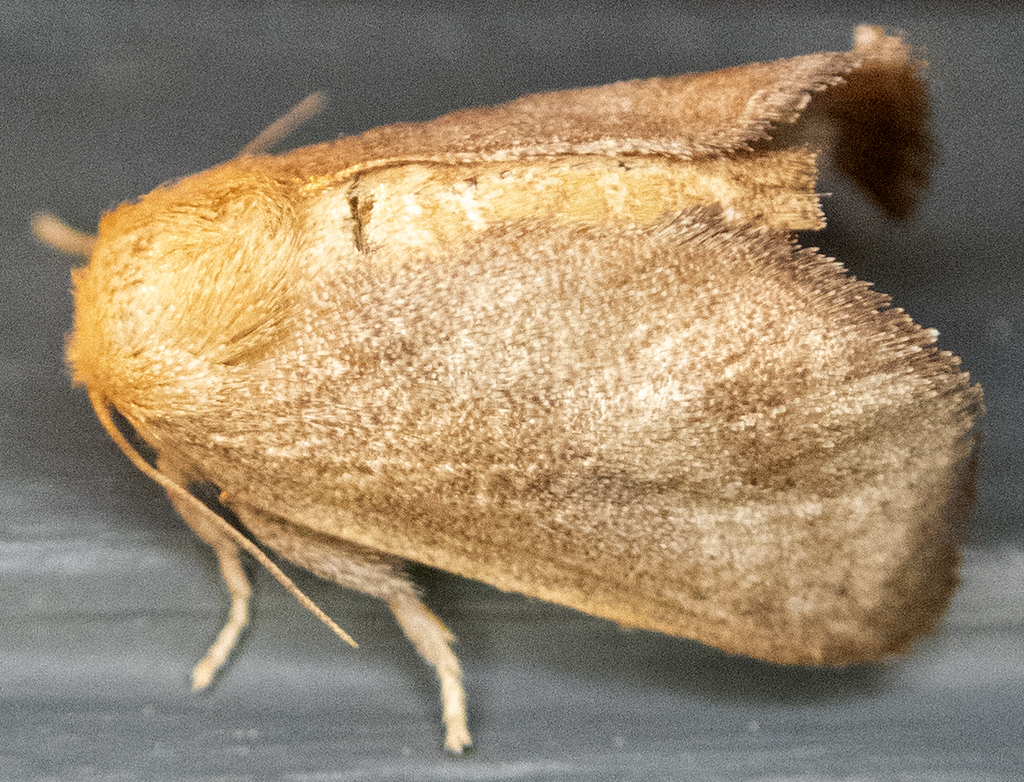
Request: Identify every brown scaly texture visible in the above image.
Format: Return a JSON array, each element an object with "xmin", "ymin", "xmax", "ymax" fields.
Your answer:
[
  {"xmin": 151, "ymin": 213, "xmax": 978, "ymax": 664},
  {"xmin": 66, "ymin": 27, "xmax": 980, "ymax": 751}
]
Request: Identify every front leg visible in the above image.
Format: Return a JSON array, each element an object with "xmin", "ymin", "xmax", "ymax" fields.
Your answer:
[{"xmin": 157, "ymin": 459, "xmax": 251, "ymax": 690}]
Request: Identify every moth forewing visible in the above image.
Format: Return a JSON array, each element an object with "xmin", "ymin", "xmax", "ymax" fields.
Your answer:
[
  {"xmin": 53, "ymin": 26, "xmax": 980, "ymax": 753},
  {"xmin": 195, "ymin": 213, "xmax": 977, "ymax": 661}
]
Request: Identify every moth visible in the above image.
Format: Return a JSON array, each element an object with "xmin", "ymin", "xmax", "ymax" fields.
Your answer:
[{"xmin": 37, "ymin": 26, "xmax": 981, "ymax": 752}]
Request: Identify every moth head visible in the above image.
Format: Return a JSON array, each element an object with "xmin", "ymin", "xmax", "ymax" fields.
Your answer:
[{"xmin": 64, "ymin": 160, "xmax": 306, "ymax": 422}]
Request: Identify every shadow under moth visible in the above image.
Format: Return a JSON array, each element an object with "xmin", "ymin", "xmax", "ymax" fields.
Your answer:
[{"xmin": 36, "ymin": 26, "xmax": 982, "ymax": 752}]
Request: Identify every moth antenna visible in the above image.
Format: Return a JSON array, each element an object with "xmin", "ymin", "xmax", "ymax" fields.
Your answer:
[
  {"xmin": 237, "ymin": 92, "xmax": 327, "ymax": 157},
  {"xmin": 31, "ymin": 212, "xmax": 96, "ymax": 257},
  {"xmin": 87, "ymin": 391, "xmax": 358, "ymax": 650}
]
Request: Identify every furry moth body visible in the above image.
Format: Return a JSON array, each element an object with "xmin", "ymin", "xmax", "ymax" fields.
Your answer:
[{"xmin": 50, "ymin": 27, "xmax": 981, "ymax": 752}]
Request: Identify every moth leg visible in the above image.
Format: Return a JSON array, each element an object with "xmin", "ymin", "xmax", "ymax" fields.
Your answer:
[
  {"xmin": 387, "ymin": 589, "xmax": 472, "ymax": 754},
  {"xmin": 232, "ymin": 503, "xmax": 472, "ymax": 753},
  {"xmin": 156, "ymin": 458, "xmax": 251, "ymax": 690}
]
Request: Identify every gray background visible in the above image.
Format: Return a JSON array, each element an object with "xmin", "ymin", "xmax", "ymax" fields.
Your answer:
[{"xmin": 2, "ymin": 2, "xmax": 1022, "ymax": 780}]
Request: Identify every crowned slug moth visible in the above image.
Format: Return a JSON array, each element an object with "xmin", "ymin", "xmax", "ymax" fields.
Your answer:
[{"xmin": 36, "ymin": 27, "xmax": 982, "ymax": 752}]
